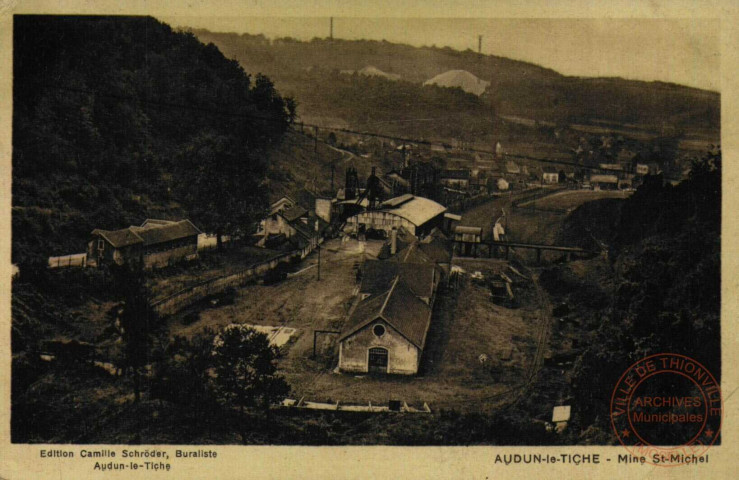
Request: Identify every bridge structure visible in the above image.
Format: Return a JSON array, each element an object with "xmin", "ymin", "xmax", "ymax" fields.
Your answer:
[{"xmin": 451, "ymin": 239, "xmax": 600, "ymax": 263}]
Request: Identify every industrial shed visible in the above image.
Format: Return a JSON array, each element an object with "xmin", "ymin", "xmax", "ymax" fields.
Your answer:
[
  {"xmin": 339, "ymin": 227, "xmax": 450, "ymax": 375},
  {"xmin": 89, "ymin": 219, "xmax": 201, "ymax": 269},
  {"xmin": 453, "ymin": 225, "xmax": 482, "ymax": 256},
  {"xmin": 339, "ymin": 277, "xmax": 433, "ymax": 375},
  {"xmin": 344, "ymin": 194, "xmax": 447, "ymax": 237}
]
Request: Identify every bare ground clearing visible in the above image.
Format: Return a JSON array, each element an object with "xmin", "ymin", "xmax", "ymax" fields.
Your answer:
[{"xmin": 167, "ymin": 239, "xmax": 546, "ymax": 409}]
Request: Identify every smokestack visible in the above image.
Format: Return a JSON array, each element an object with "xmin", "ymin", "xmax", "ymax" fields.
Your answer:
[{"xmin": 390, "ymin": 229, "xmax": 397, "ymax": 255}]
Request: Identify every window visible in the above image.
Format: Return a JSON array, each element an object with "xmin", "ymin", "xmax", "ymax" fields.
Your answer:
[
  {"xmin": 98, "ymin": 239, "xmax": 104, "ymax": 251},
  {"xmin": 373, "ymin": 324, "xmax": 386, "ymax": 337}
]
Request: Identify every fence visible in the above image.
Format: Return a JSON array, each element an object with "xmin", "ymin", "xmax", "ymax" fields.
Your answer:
[
  {"xmin": 48, "ymin": 253, "xmax": 87, "ymax": 269},
  {"xmin": 152, "ymin": 237, "xmax": 323, "ymax": 317}
]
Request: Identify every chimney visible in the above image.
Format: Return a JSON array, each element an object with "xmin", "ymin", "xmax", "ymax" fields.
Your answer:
[{"xmin": 390, "ymin": 229, "xmax": 397, "ymax": 255}]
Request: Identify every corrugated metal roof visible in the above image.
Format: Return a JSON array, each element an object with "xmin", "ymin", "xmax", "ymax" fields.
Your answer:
[
  {"xmin": 382, "ymin": 193, "xmax": 414, "ymax": 208},
  {"xmin": 381, "ymin": 196, "xmax": 446, "ymax": 227},
  {"xmin": 454, "ymin": 225, "xmax": 482, "ymax": 235}
]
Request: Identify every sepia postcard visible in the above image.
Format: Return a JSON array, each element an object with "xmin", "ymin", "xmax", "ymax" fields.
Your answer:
[{"xmin": 1, "ymin": 1, "xmax": 738, "ymax": 478}]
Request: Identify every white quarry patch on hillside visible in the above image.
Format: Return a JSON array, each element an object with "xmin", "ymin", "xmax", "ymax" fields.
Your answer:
[{"xmin": 423, "ymin": 69, "xmax": 490, "ymax": 96}]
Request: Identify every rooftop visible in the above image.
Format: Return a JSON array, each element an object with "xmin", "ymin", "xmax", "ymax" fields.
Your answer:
[
  {"xmin": 380, "ymin": 195, "xmax": 447, "ymax": 227},
  {"xmin": 341, "ymin": 277, "xmax": 433, "ymax": 349},
  {"xmin": 441, "ymin": 169, "xmax": 471, "ymax": 180},
  {"xmin": 93, "ymin": 219, "xmax": 201, "ymax": 248},
  {"xmin": 360, "ymin": 260, "xmax": 436, "ymax": 299}
]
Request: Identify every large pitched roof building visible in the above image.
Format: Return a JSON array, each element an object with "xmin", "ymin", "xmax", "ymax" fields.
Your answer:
[
  {"xmin": 344, "ymin": 194, "xmax": 447, "ymax": 237},
  {"xmin": 338, "ymin": 226, "xmax": 450, "ymax": 375},
  {"xmin": 89, "ymin": 219, "xmax": 201, "ymax": 269}
]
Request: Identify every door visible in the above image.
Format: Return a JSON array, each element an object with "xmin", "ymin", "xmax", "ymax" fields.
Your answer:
[{"xmin": 368, "ymin": 347, "xmax": 388, "ymax": 374}]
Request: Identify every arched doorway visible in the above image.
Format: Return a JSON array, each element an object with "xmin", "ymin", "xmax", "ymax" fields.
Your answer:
[{"xmin": 368, "ymin": 347, "xmax": 388, "ymax": 374}]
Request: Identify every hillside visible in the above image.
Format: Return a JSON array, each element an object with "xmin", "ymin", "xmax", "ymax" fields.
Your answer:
[
  {"xmin": 190, "ymin": 30, "xmax": 720, "ymax": 138},
  {"xmin": 12, "ymin": 16, "xmax": 293, "ymax": 264},
  {"xmin": 546, "ymin": 149, "xmax": 721, "ymax": 442}
]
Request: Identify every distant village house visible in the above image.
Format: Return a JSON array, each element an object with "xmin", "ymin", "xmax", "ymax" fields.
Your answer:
[
  {"xmin": 439, "ymin": 169, "xmax": 471, "ymax": 190},
  {"xmin": 541, "ymin": 167, "xmax": 559, "ymax": 184}
]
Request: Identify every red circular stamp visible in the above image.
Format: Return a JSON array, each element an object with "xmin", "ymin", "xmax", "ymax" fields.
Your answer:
[{"xmin": 610, "ymin": 353, "xmax": 722, "ymax": 467}]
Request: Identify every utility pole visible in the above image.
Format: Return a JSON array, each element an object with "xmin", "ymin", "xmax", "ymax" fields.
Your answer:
[
  {"xmin": 330, "ymin": 17, "xmax": 333, "ymax": 40},
  {"xmin": 315, "ymin": 219, "xmax": 321, "ymax": 281},
  {"xmin": 478, "ymin": 35, "xmax": 482, "ymax": 54},
  {"xmin": 330, "ymin": 163, "xmax": 335, "ymax": 194}
]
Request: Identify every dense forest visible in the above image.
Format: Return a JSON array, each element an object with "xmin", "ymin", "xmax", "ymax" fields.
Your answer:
[
  {"xmin": 11, "ymin": 15, "xmax": 294, "ymax": 443},
  {"xmin": 192, "ymin": 30, "xmax": 720, "ymax": 135},
  {"xmin": 12, "ymin": 16, "xmax": 294, "ymax": 265},
  {"xmin": 547, "ymin": 148, "xmax": 721, "ymax": 443}
]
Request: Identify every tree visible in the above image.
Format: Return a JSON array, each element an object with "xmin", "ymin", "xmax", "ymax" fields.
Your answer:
[
  {"xmin": 151, "ymin": 330, "xmax": 218, "ymax": 409},
  {"xmin": 212, "ymin": 324, "xmax": 289, "ymax": 414},
  {"xmin": 327, "ymin": 132, "xmax": 337, "ymax": 146},
  {"xmin": 112, "ymin": 264, "xmax": 159, "ymax": 403},
  {"xmin": 175, "ymin": 132, "xmax": 269, "ymax": 249}
]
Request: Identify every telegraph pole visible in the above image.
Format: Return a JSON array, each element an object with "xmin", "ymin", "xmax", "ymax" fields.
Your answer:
[
  {"xmin": 478, "ymin": 35, "xmax": 482, "ymax": 54},
  {"xmin": 330, "ymin": 17, "xmax": 333, "ymax": 40},
  {"xmin": 330, "ymin": 163, "xmax": 335, "ymax": 194},
  {"xmin": 315, "ymin": 219, "xmax": 321, "ymax": 281}
]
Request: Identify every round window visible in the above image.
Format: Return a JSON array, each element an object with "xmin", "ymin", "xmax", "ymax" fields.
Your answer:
[{"xmin": 373, "ymin": 324, "xmax": 386, "ymax": 337}]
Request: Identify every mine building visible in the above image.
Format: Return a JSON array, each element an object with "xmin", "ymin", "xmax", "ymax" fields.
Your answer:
[
  {"xmin": 452, "ymin": 225, "xmax": 482, "ymax": 257},
  {"xmin": 439, "ymin": 169, "xmax": 471, "ymax": 190},
  {"xmin": 338, "ymin": 277, "xmax": 433, "ymax": 375},
  {"xmin": 338, "ymin": 227, "xmax": 451, "ymax": 375},
  {"xmin": 541, "ymin": 167, "xmax": 559, "ymax": 184},
  {"xmin": 255, "ymin": 190, "xmax": 330, "ymax": 249},
  {"xmin": 344, "ymin": 193, "xmax": 447, "ymax": 238},
  {"xmin": 89, "ymin": 219, "xmax": 201, "ymax": 269}
]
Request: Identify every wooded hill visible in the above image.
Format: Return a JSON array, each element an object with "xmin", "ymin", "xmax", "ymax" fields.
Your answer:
[
  {"xmin": 12, "ymin": 16, "xmax": 294, "ymax": 264},
  {"xmin": 191, "ymin": 30, "xmax": 720, "ymax": 139}
]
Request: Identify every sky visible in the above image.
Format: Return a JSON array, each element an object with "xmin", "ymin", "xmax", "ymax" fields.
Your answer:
[{"xmin": 159, "ymin": 17, "xmax": 721, "ymax": 92}]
